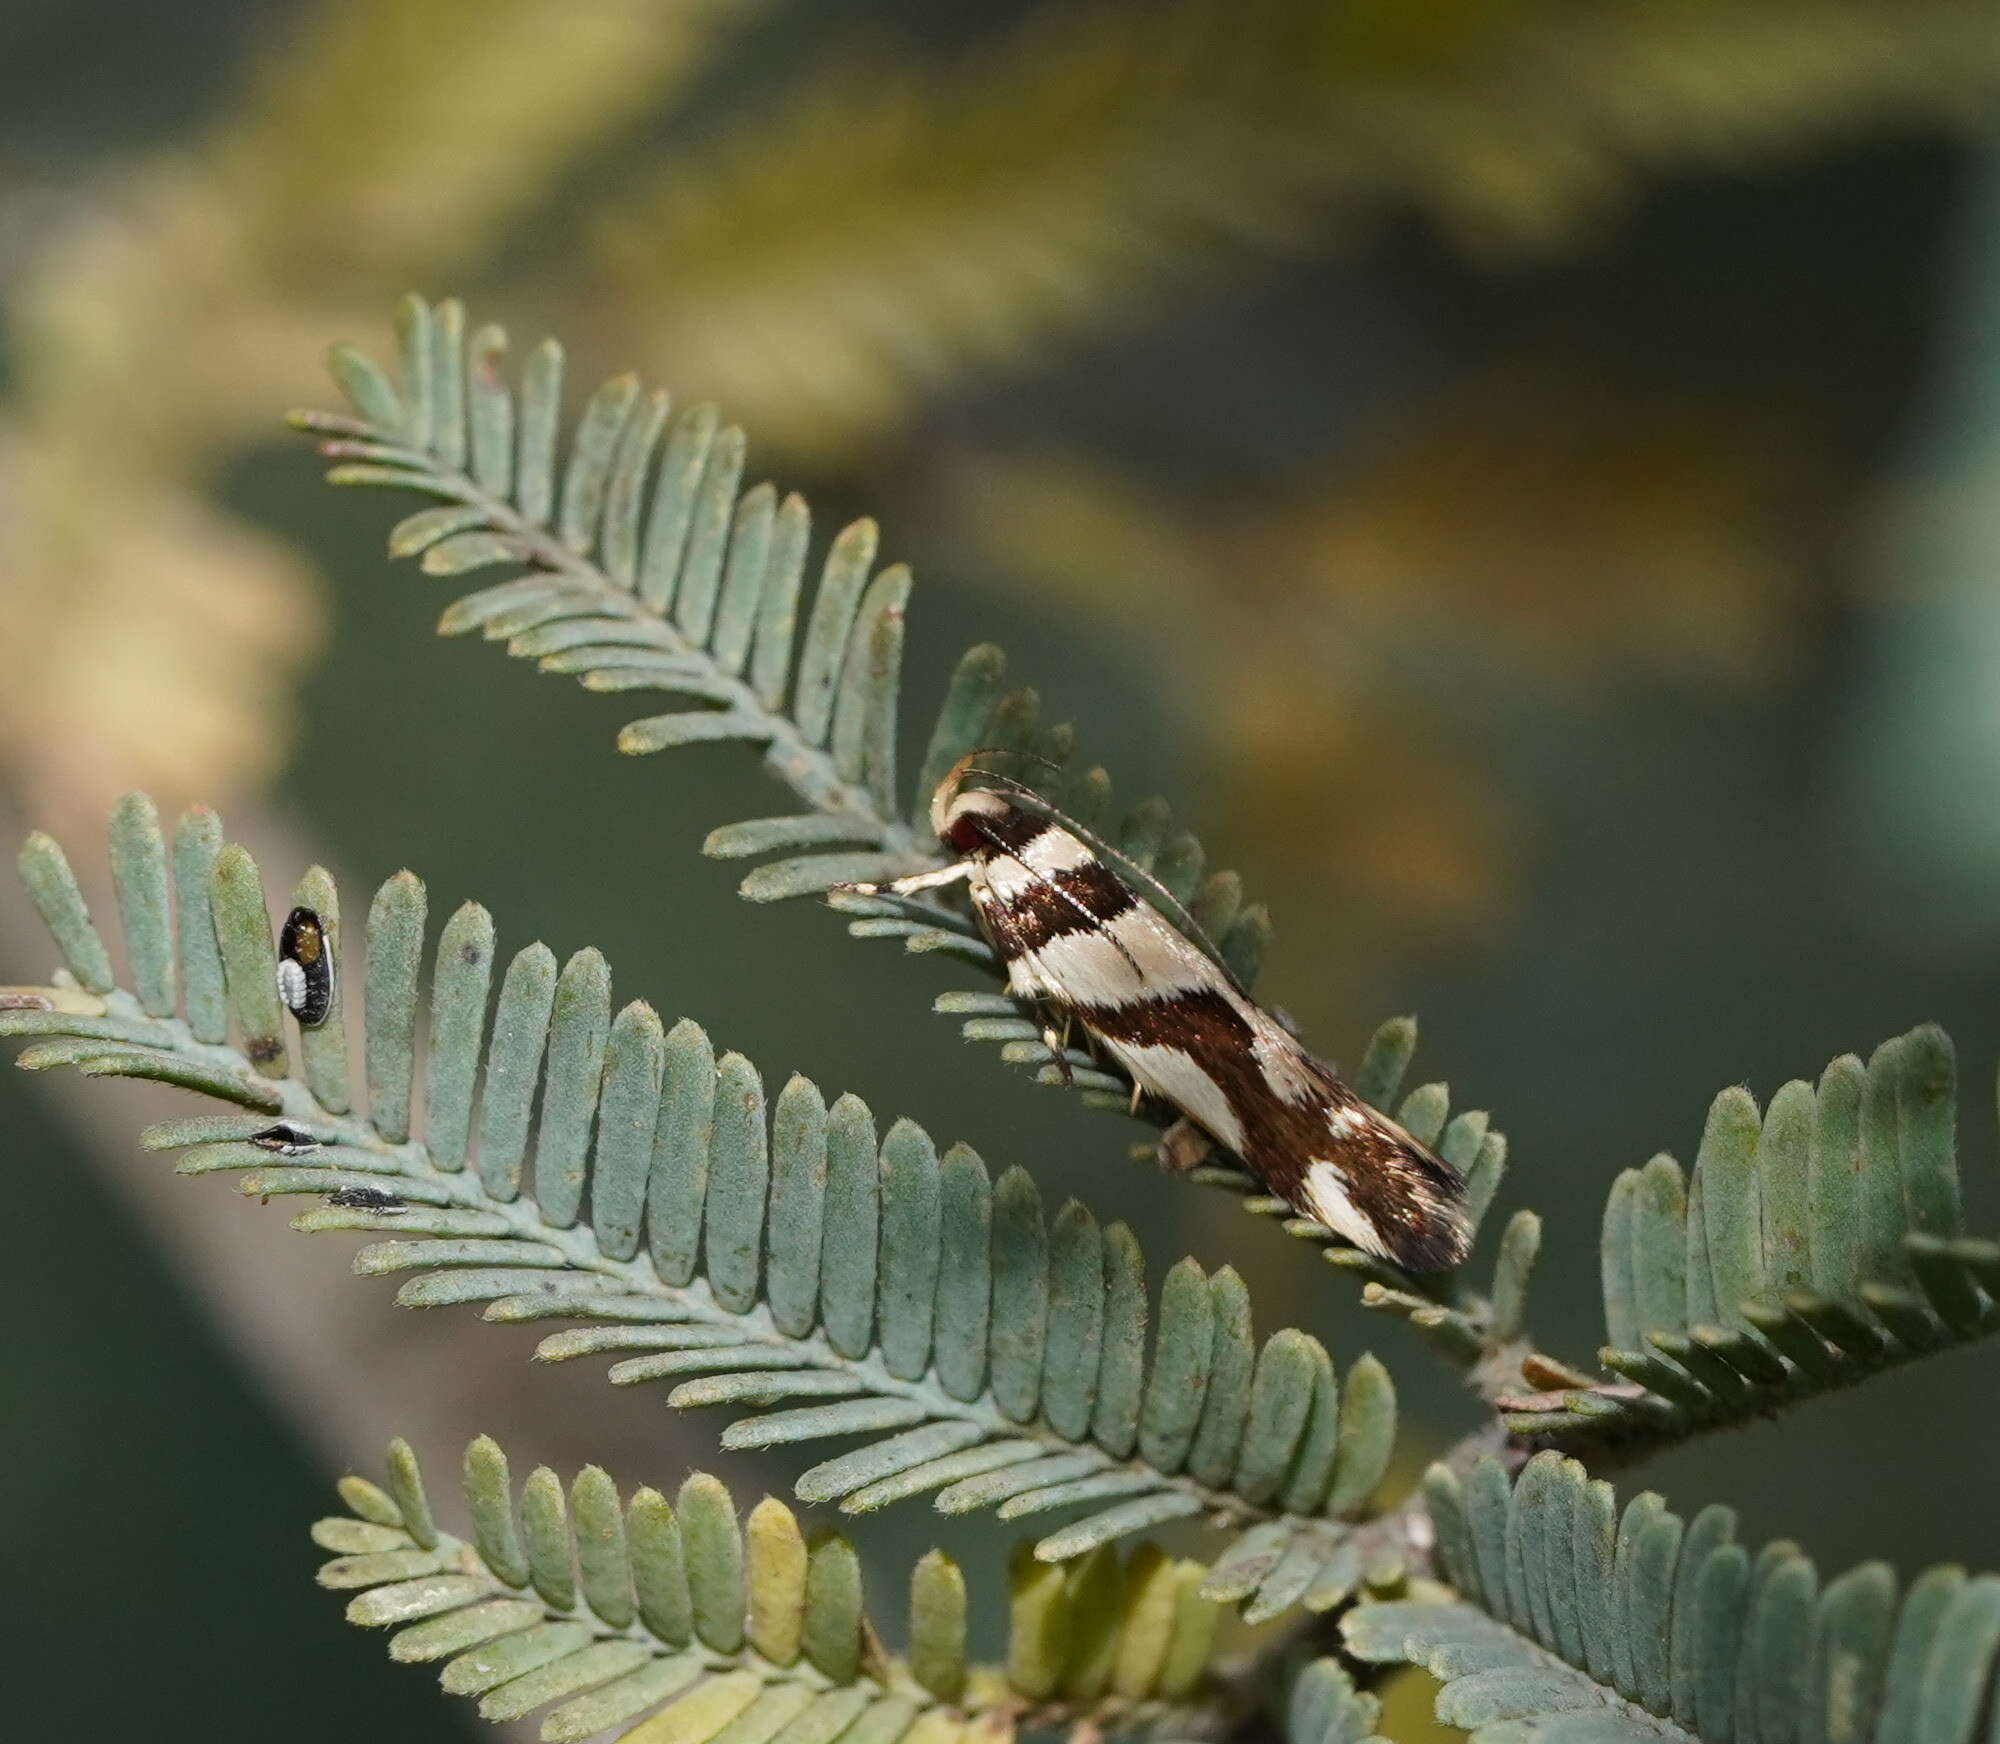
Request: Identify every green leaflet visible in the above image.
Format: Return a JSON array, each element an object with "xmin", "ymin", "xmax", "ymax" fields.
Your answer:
[
  {"xmin": 17, "ymin": 830, "xmax": 116, "ymax": 996},
  {"xmin": 8, "ymin": 797, "xmax": 1402, "ymax": 1609},
  {"xmin": 321, "ymin": 1439, "xmax": 1228, "ymax": 1744},
  {"xmin": 1526, "ymin": 1025, "xmax": 2000, "ymax": 1449},
  {"xmin": 211, "ymin": 842, "xmax": 288, "ymax": 1078},
  {"xmin": 108, "ymin": 792, "xmax": 175, "ymax": 1019},
  {"xmin": 1358, "ymin": 1454, "xmax": 2000, "ymax": 1744}
]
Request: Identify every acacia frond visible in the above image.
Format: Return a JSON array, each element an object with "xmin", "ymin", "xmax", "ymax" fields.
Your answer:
[
  {"xmin": 1503, "ymin": 1028, "xmax": 2000, "ymax": 1448},
  {"xmin": 1354, "ymin": 1448, "xmax": 2000, "ymax": 1744},
  {"xmin": 5, "ymin": 795, "xmax": 1416, "ymax": 1618},
  {"xmin": 319, "ymin": 1435, "xmax": 1232, "ymax": 1743},
  {"xmin": 292, "ymin": 293, "xmax": 1517, "ymax": 1295}
]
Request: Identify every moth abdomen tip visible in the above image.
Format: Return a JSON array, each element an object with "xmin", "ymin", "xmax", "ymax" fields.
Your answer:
[
  {"xmin": 1299, "ymin": 1139, "xmax": 1472, "ymax": 1273},
  {"xmin": 1393, "ymin": 1209, "xmax": 1475, "ymax": 1274}
]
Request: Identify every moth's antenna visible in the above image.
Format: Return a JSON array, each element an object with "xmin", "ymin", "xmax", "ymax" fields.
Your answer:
[
  {"xmin": 967, "ymin": 745, "xmax": 1063, "ymax": 769},
  {"xmin": 956, "ymin": 765, "xmax": 1046, "ymax": 798},
  {"xmin": 930, "ymin": 747, "xmax": 1061, "ymax": 834}
]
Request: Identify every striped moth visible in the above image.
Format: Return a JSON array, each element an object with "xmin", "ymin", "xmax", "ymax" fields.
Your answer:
[{"xmin": 840, "ymin": 758, "xmax": 1472, "ymax": 1272}]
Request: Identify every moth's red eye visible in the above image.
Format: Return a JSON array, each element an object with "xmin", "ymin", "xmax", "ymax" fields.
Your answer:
[{"xmin": 943, "ymin": 812, "xmax": 987, "ymax": 854}]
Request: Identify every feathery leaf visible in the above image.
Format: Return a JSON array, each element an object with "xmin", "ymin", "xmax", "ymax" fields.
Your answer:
[
  {"xmin": 1352, "ymin": 1453, "xmax": 2000, "ymax": 1744},
  {"xmin": 1511, "ymin": 1029, "xmax": 2000, "ymax": 1449},
  {"xmin": 323, "ymin": 1436, "xmax": 1231, "ymax": 1742},
  {"xmin": 7, "ymin": 795, "xmax": 1412, "ymax": 1608}
]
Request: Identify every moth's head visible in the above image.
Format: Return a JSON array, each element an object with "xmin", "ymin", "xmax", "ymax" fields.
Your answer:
[
  {"xmin": 928, "ymin": 748, "xmax": 1071, "ymax": 854},
  {"xmin": 929, "ymin": 756, "xmax": 1016, "ymax": 850}
]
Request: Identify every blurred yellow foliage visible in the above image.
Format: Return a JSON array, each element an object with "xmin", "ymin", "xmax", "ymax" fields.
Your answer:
[
  {"xmin": 0, "ymin": 171, "xmax": 330, "ymax": 831},
  {"xmin": 0, "ymin": 0, "xmax": 754, "ymax": 830},
  {"xmin": 589, "ymin": 0, "xmax": 2000, "ymax": 451},
  {"xmin": 223, "ymin": 0, "xmax": 759, "ymax": 287},
  {"xmin": 1257, "ymin": 366, "xmax": 1812, "ymax": 689},
  {"xmin": 0, "ymin": 430, "xmax": 312, "ymax": 831}
]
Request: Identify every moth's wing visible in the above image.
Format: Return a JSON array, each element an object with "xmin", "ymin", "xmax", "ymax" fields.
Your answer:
[{"xmin": 1300, "ymin": 1074, "xmax": 1471, "ymax": 1271}]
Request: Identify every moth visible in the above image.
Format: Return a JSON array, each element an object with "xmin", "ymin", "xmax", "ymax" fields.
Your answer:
[
  {"xmin": 839, "ymin": 757, "xmax": 1472, "ymax": 1272},
  {"xmin": 278, "ymin": 906, "xmax": 334, "ymax": 1027},
  {"xmin": 325, "ymin": 1184, "xmax": 407, "ymax": 1215}
]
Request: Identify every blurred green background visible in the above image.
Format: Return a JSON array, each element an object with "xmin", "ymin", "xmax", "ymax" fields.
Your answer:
[{"xmin": 5, "ymin": 0, "xmax": 2000, "ymax": 1736}]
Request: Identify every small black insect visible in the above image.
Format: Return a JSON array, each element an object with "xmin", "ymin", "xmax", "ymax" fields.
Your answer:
[
  {"xmin": 249, "ymin": 1121, "xmax": 323, "ymax": 1156},
  {"xmin": 325, "ymin": 1184, "xmax": 406, "ymax": 1214},
  {"xmin": 278, "ymin": 906, "xmax": 334, "ymax": 1027}
]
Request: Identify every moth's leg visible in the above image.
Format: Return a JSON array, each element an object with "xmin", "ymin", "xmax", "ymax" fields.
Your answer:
[
  {"xmin": 1156, "ymin": 1118, "xmax": 1216, "ymax": 1174},
  {"xmin": 837, "ymin": 861, "xmax": 974, "ymax": 898},
  {"xmin": 1106, "ymin": 1039, "xmax": 1146, "ymax": 1114},
  {"xmin": 1038, "ymin": 1010, "xmax": 1075, "ymax": 1087}
]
